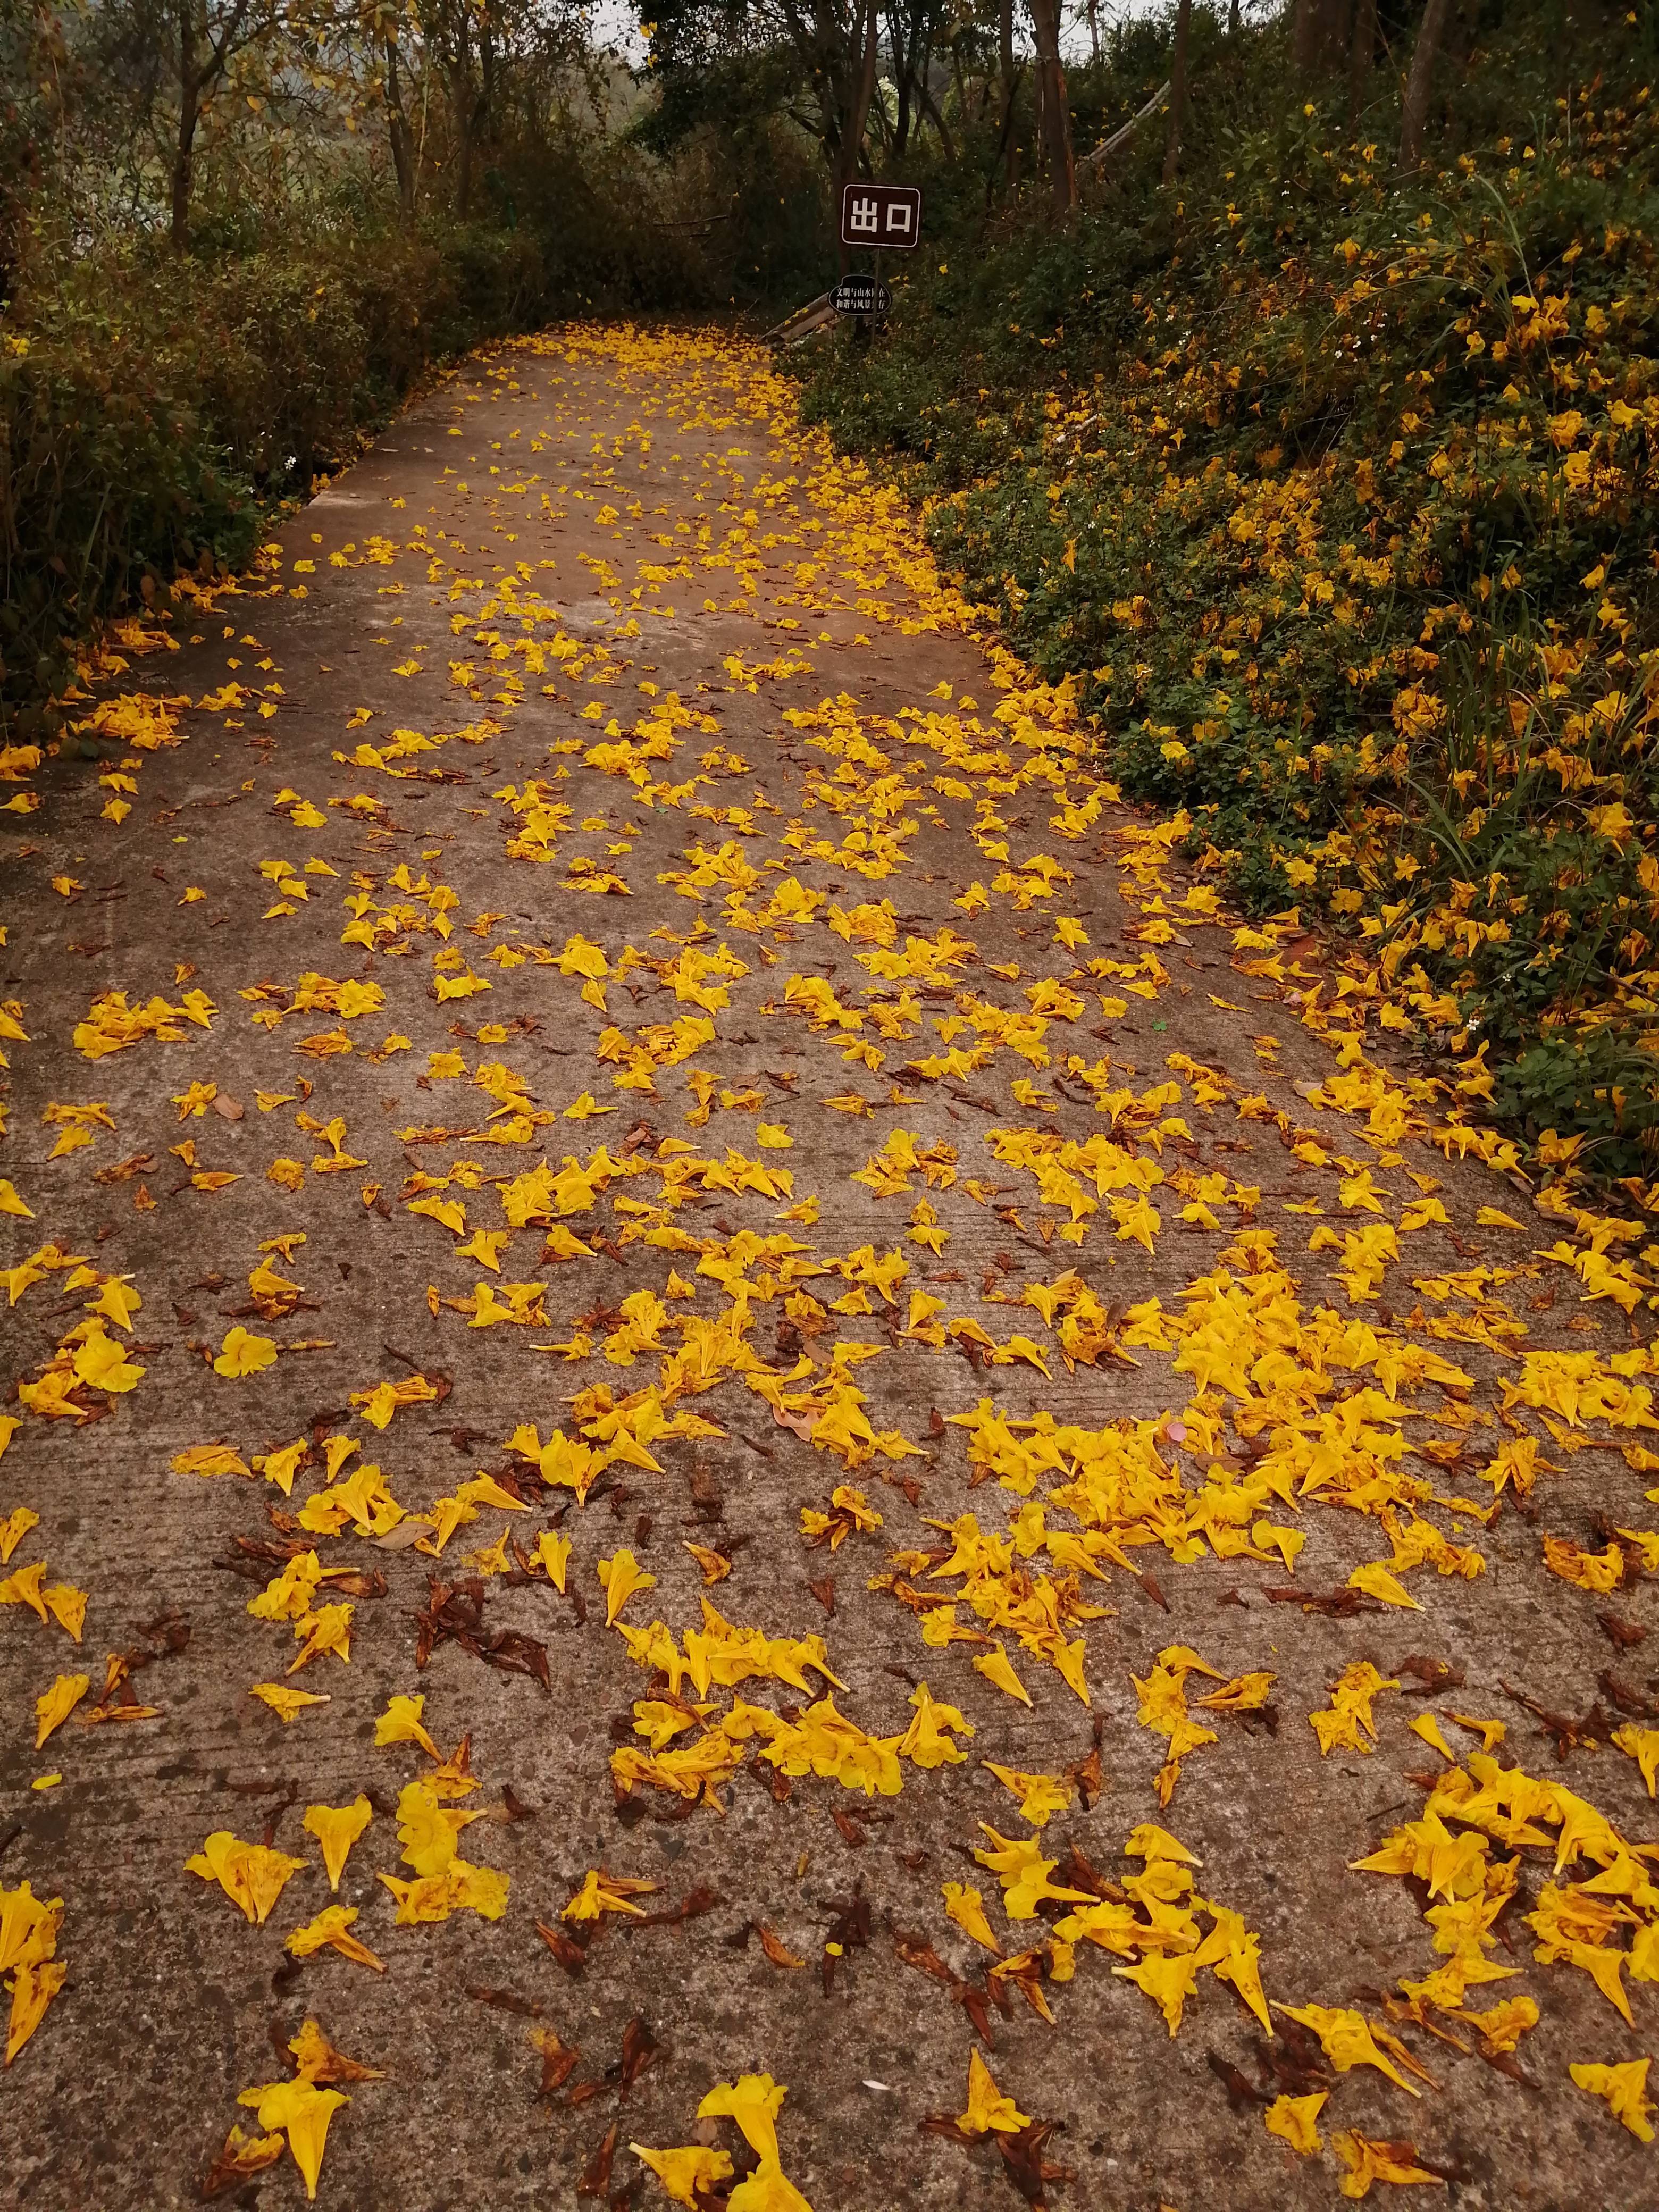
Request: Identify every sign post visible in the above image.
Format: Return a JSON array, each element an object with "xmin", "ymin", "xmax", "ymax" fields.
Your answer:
[{"xmin": 835, "ymin": 184, "xmax": 921, "ymax": 330}]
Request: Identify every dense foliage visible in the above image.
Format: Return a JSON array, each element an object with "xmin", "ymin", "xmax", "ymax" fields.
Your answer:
[{"xmin": 801, "ymin": 6, "xmax": 1659, "ymax": 1177}]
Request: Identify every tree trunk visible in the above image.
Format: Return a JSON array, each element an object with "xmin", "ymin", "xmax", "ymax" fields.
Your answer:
[
  {"xmin": 1087, "ymin": 0, "xmax": 1102, "ymax": 64},
  {"xmin": 853, "ymin": 0, "xmax": 879, "ymax": 165},
  {"xmin": 1163, "ymin": 0, "xmax": 1192, "ymax": 183},
  {"xmin": 1397, "ymin": 0, "xmax": 1452, "ymax": 170},
  {"xmin": 1228, "ymin": 0, "xmax": 1240, "ymax": 35},
  {"xmin": 1347, "ymin": 0, "xmax": 1375, "ymax": 127},
  {"xmin": 987, "ymin": 61, "xmax": 1024, "ymax": 207},
  {"xmin": 834, "ymin": 0, "xmax": 880, "ymax": 274},
  {"xmin": 385, "ymin": 31, "xmax": 415, "ymax": 223},
  {"xmin": 1029, "ymin": 0, "xmax": 1075, "ymax": 213},
  {"xmin": 889, "ymin": 4, "xmax": 914, "ymax": 157},
  {"xmin": 455, "ymin": 111, "xmax": 473, "ymax": 218},
  {"xmin": 1292, "ymin": 0, "xmax": 1320, "ymax": 77},
  {"xmin": 171, "ymin": 0, "xmax": 199, "ymax": 250},
  {"xmin": 477, "ymin": 13, "xmax": 497, "ymax": 207},
  {"xmin": 918, "ymin": 71, "xmax": 956, "ymax": 162},
  {"xmin": 454, "ymin": 95, "xmax": 473, "ymax": 219},
  {"xmin": 1293, "ymin": 0, "xmax": 1349, "ymax": 77},
  {"xmin": 999, "ymin": 0, "xmax": 1018, "ymax": 188},
  {"xmin": 449, "ymin": 10, "xmax": 475, "ymax": 219}
]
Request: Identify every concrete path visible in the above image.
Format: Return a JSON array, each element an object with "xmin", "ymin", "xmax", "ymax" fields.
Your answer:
[{"xmin": 0, "ymin": 325, "xmax": 1652, "ymax": 2211}]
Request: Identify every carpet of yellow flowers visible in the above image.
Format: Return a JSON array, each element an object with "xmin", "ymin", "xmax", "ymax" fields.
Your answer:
[{"xmin": 2, "ymin": 324, "xmax": 1658, "ymax": 2208}]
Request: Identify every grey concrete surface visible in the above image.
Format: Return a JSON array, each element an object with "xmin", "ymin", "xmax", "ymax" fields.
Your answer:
[{"xmin": 0, "ymin": 325, "xmax": 1652, "ymax": 2212}]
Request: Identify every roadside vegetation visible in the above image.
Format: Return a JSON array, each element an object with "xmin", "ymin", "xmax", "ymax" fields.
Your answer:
[{"xmin": 796, "ymin": 4, "xmax": 1659, "ymax": 1182}]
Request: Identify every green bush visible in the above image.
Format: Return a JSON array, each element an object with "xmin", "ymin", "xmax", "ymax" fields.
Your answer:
[{"xmin": 0, "ymin": 220, "xmax": 566, "ymax": 734}]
